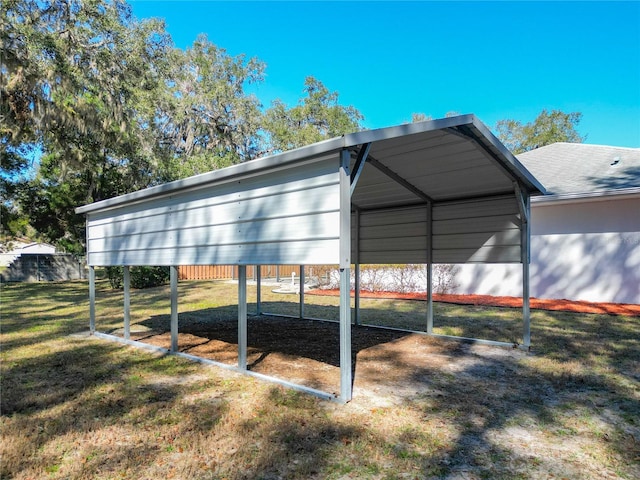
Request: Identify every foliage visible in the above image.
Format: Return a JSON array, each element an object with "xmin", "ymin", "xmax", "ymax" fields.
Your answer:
[
  {"xmin": 1, "ymin": 0, "xmax": 173, "ymax": 249},
  {"xmin": 315, "ymin": 264, "xmax": 458, "ymax": 294},
  {"xmin": 154, "ymin": 35, "xmax": 265, "ymax": 181},
  {"xmin": 105, "ymin": 265, "xmax": 170, "ymax": 289},
  {"xmin": 432, "ymin": 264, "xmax": 459, "ymax": 294},
  {"xmin": 263, "ymin": 76, "xmax": 363, "ymax": 153},
  {"xmin": 495, "ymin": 109, "xmax": 585, "ymax": 154},
  {"xmin": 1, "ymin": 2, "xmax": 363, "ymax": 252}
]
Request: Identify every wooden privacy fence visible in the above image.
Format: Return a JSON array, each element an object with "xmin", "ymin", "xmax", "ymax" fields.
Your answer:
[{"xmin": 178, "ymin": 265, "xmax": 301, "ymax": 281}]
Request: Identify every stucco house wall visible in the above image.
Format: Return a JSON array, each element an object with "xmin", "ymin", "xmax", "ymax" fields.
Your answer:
[
  {"xmin": 452, "ymin": 193, "xmax": 640, "ymax": 304},
  {"xmin": 450, "ymin": 143, "xmax": 640, "ymax": 305}
]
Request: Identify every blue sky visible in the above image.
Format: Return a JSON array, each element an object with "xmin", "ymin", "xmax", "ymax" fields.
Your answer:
[{"xmin": 130, "ymin": 1, "xmax": 640, "ymax": 148}]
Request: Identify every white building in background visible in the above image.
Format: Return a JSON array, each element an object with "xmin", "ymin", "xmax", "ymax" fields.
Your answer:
[
  {"xmin": 0, "ymin": 242, "xmax": 57, "ymax": 267},
  {"xmin": 453, "ymin": 143, "xmax": 640, "ymax": 304}
]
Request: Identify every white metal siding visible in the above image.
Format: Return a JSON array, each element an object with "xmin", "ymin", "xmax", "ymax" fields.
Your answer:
[
  {"xmin": 355, "ymin": 195, "xmax": 521, "ymax": 264},
  {"xmin": 87, "ymin": 156, "xmax": 341, "ymax": 266}
]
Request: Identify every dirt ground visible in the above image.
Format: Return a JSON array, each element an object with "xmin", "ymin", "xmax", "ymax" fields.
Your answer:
[
  {"xmin": 124, "ymin": 290, "xmax": 638, "ymax": 401},
  {"xmin": 128, "ymin": 314, "xmax": 523, "ymax": 402}
]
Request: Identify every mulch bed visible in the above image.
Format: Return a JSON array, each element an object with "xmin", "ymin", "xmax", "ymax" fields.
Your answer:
[{"xmin": 307, "ymin": 289, "xmax": 640, "ymax": 316}]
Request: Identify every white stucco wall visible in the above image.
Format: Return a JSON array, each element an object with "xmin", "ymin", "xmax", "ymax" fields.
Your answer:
[{"xmin": 451, "ymin": 195, "xmax": 640, "ymax": 304}]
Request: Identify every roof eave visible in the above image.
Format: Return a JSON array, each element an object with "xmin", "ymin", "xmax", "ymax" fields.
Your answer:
[
  {"xmin": 533, "ymin": 187, "xmax": 640, "ymax": 206},
  {"xmin": 468, "ymin": 117, "xmax": 547, "ymax": 195},
  {"xmin": 75, "ymin": 136, "xmax": 346, "ymax": 215}
]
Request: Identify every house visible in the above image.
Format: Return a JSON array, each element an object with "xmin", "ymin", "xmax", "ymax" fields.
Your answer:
[{"xmin": 453, "ymin": 143, "xmax": 640, "ymax": 304}]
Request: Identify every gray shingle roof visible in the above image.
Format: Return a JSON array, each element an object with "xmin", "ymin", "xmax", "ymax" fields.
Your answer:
[{"xmin": 517, "ymin": 143, "xmax": 640, "ymax": 195}]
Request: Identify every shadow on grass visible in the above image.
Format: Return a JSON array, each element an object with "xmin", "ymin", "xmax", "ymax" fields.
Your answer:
[
  {"xmin": 234, "ymin": 337, "xmax": 639, "ymax": 479},
  {"xmin": 3, "ymin": 281, "xmax": 639, "ymax": 479},
  {"xmin": 0, "ymin": 335, "xmax": 228, "ymax": 478}
]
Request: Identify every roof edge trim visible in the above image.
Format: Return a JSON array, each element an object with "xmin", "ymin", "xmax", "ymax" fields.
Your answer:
[
  {"xmin": 469, "ymin": 117, "xmax": 547, "ymax": 195},
  {"xmin": 75, "ymin": 138, "xmax": 345, "ymax": 215},
  {"xmin": 533, "ymin": 187, "xmax": 640, "ymax": 206}
]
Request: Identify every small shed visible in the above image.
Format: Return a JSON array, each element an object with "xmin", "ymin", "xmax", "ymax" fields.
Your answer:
[{"xmin": 76, "ymin": 115, "xmax": 544, "ymax": 402}]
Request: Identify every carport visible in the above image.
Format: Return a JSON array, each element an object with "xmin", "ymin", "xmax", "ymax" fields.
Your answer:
[{"xmin": 76, "ymin": 114, "xmax": 545, "ymax": 403}]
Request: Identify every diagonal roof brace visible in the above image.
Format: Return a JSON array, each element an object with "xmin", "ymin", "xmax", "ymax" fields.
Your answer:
[
  {"xmin": 513, "ymin": 181, "xmax": 529, "ymax": 225},
  {"xmin": 367, "ymin": 155, "xmax": 435, "ymax": 203},
  {"xmin": 350, "ymin": 143, "xmax": 371, "ymax": 195},
  {"xmin": 445, "ymin": 125, "xmax": 517, "ymax": 183}
]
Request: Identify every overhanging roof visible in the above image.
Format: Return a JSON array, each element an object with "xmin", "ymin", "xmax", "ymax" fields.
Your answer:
[{"xmin": 76, "ymin": 114, "xmax": 545, "ymax": 216}]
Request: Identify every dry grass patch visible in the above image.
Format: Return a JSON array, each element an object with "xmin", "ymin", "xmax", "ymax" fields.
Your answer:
[{"xmin": 1, "ymin": 279, "xmax": 639, "ymax": 479}]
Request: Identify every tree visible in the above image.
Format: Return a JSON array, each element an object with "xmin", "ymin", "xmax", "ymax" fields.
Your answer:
[
  {"xmin": 154, "ymin": 35, "xmax": 265, "ymax": 181},
  {"xmin": 1, "ymin": 0, "xmax": 173, "ymax": 249},
  {"xmin": 1, "ymin": 0, "xmax": 171, "ymax": 176},
  {"xmin": 495, "ymin": 109, "xmax": 585, "ymax": 154},
  {"xmin": 263, "ymin": 77, "xmax": 363, "ymax": 153},
  {"xmin": 1, "ymin": 2, "xmax": 364, "ymax": 252}
]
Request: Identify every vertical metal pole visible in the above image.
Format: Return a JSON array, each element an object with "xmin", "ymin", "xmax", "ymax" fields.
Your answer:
[
  {"xmin": 276, "ymin": 265, "xmax": 280, "ymax": 282},
  {"xmin": 339, "ymin": 149, "xmax": 352, "ymax": 403},
  {"xmin": 238, "ymin": 265, "xmax": 247, "ymax": 369},
  {"xmin": 340, "ymin": 267, "xmax": 352, "ymax": 402},
  {"xmin": 170, "ymin": 266, "xmax": 178, "ymax": 352},
  {"xmin": 89, "ymin": 266, "xmax": 96, "ymax": 333},
  {"xmin": 299, "ymin": 265, "xmax": 305, "ymax": 319},
  {"xmin": 255, "ymin": 265, "xmax": 262, "ymax": 315},
  {"xmin": 354, "ymin": 264, "xmax": 360, "ymax": 326},
  {"xmin": 522, "ymin": 195, "xmax": 531, "ymax": 348},
  {"xmin": 123, "ymin": 266, "xmax": 130, "ymax": 340},
  {"xmin": 354, "ymin": 209, "xmax": 360, "ymax": 326},
  {"xmin": 426, "ymin": 264, "xmax": 434, "ymax": 334},
  {"xmin": 426, "ymin": 202, "xmax": 434, "ymax": 334}
]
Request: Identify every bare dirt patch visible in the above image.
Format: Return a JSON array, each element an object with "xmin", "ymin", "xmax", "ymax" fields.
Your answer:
[{"xmin": 129, "ymin": 315, "xmax": 526, "ymax": 401}]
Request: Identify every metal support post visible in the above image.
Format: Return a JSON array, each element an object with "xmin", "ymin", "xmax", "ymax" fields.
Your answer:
[
  {"xmin": 354, "ymin": 264, "xmax": 360, "ymax": 326},
  {"xmin": 256, "ymin": 265, "xmax": 262, "ymax": 315},
  {"xmin": 426, "ymin": 202, "xmax": 434, "ymax": 333},
  {"xmin": 123, "ymin": 266, "xmax": 130, "ymax": 340},
  {"xmin": 339, "ymin": 267, "xmax": 352, "ymax": 402},
  {"xmin": 354, "ymin": 209, "xmax": 360, "ymax": 326},
  {"xmin": 339, "ymin": 148, "xmax": 353, "ymax": 402},
  {"xmin": 299, "ymin": 265, "xmax": 305, "ymax": 319},
  {"xmin": 238, "ymin": 265, "xmax": 247, "ymax": 369},
  {"xmin": 89, "ymin": 266, "xmax": 96, "ymax": 333},
  {"xmin": 426, "ymin": 263, "xmax": 433, "ymax": 334},
  {"xmin": 522, "ymin": 195, "xmax": 531, "ymax": 348},
  {"xmin": 170, "ymin": 266, "xmax": 178, "ymax": 352}
]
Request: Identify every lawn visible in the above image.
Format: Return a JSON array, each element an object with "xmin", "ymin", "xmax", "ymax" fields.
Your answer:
[{"xmin": 1, "ymin": 279, "xmax": 639, "ymax": 479}]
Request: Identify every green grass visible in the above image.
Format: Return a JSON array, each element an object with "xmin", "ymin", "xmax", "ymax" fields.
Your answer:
[{"xmin": 1, "ymin": 279, "xmax": 639, "ymax": 479}]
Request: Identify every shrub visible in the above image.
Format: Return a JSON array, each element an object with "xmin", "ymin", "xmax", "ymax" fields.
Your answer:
[
  {"xmin": 105, "ymin": 266, "xmax": 123, "ymax": 289},
  {"xmin": 105, "ymin": 266, "xmax": 170, "ymax": 289},
  {"xmin": 432, "ymin": 264, "xmax": 459, "ymax": 294}
]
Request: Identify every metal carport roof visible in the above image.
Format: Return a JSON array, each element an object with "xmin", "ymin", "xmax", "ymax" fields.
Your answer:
[
  {"xmin": 77, "ymin": 114, "xmax": 543, "ymax": 214},
  {"xmin": 76, "ymin": 114, "xmax": 545, "ymax": 403}
]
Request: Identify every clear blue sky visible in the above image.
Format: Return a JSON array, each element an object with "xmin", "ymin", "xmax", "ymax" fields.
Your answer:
[{"xmin": 130, "ymin": 1, "xmax": 640, "ymax": 148}]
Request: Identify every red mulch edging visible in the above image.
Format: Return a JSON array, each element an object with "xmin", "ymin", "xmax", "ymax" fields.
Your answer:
[{"xmin": 306, "ymin": 289, "xmax": 640, "ymax": 317}]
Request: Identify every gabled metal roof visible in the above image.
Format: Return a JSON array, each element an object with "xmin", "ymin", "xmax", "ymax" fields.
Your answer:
[{"xmin": 76, "ymin": 114, "xmax": 544, "ymax": 215}]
